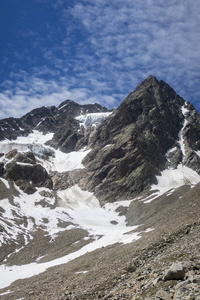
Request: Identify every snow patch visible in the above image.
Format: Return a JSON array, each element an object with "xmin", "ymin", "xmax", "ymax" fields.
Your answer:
[
  {"xmin": 40, "ymin": 148, "xmax": 90, "ymax": 173},
  {"xmin": 75, "ymin": 271, "xmax": 88, "ymax": 274},
  {"xmin": 195, "ymin": 150, "xmax": 200, "ymax": 157},
  {"xmin": 75, "ymin": 112, "xmax": 112, "ymax": 128},
  {"xmin": 16, "ymin": 162, "xmax": 34, "ymax": 166},
  {"xmin": 58, "ymin": 103, "xmax": 67, "ymax": 110},
  {"xmin": 14, "ymin": 130, "xmax": 54, "ymax": 144},
  {"xmin": 0, "ymin": 130, "xmax": 90, "ymax": 172},
  {"xmin": 143, "ymin": 164, "xmax": 200, "ymax": 203},
  {"xmin": 0, "ymin": 290, "xmax": 12, "ymax": 296}
]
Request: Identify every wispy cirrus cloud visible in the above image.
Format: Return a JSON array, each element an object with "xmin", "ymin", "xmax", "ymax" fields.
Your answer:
[
  {"xmin": 64, "ymin": 0, "xmax": 200, "ymax": 105},
  {"xmin": 0, "ymin": 0, "xmax": 200, "ymax": 118}
]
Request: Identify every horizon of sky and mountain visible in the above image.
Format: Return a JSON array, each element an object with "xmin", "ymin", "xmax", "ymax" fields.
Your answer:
[{"xmin": 0, "ymin": 0, "xmax": 200, "ymax": 119}]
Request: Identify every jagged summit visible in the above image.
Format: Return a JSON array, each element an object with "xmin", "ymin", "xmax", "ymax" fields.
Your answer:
[{"xmin": 80, "ymin": 76, "xmax": 200, "ymax": 202}]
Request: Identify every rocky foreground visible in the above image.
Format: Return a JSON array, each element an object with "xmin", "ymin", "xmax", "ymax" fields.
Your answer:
[
  {"xmin": 0, "ymin": 221, "xmax": 199, "ymax": 300},
  {"xmin": 0, "ymin": 185, "xmax": 199, "ymax": 300}
]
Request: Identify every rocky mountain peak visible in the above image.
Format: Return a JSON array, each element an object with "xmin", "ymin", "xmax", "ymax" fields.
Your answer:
[
  {"xmin": 81, "ymin": 76, "xmax": 200, "ymax": 202},
  {"xmin": 0, "ymin": 76, "xmax": 200, "ymax": 299}
]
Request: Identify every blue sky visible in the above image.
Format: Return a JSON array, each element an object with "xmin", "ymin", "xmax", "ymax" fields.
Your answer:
[{"xmin": 0, "ymin": 0, "xmax": 200, "ymax": 118}]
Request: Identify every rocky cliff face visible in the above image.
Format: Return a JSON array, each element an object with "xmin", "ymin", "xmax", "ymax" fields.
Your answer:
[
  {"xmin": 81, "ymin": 76, "xmax": 200, "ymax": 202},
  {"xmin": 0, "ymin": 100, "xmax": 109, "ymax": 152}
]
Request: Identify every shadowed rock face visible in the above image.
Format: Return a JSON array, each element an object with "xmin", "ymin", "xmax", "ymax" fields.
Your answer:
[
  {"xmin": 5, "ymin": 151, "xmax": 53, "ymax": 193},
  {"xmin": 0, "ymin": 100, "xmax": 110, "ymax": 153},
  {"xmin": 81, "ymin": 76, "xmax": 200, "ymax": 202},
  {"xmin": 45, "ymin": 101, "xmax": 110, "ymax": 153}
]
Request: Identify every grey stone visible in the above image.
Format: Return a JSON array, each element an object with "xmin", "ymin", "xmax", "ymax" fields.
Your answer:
[
  {"xmin": 5, "ymin": 161, "xmax": 53, "ymax": 191},
  {"xmin": 155, "ymin": 288, "xmax": 172, "ymax": 300},
  {"xmin": 164, "ymin": 263, "xmax": 185, "ymax": 281}
]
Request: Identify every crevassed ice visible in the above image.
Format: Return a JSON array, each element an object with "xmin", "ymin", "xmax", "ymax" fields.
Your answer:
[{"xmin": 75, "ymin": 112, "xmax": 112, "ymax": 128}]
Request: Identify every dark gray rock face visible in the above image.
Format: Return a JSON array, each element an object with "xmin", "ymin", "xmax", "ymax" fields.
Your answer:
[
  {"xmin": 0, "ymin": 162, "xmax": 4, "ymax": 176},
  {"xmin": 182, "ymin": 104, "xmax": 200, "ymax": 173},
  {"xmin": 82, "ymin": 76, "xmax": 200, "ymax": 202},
  {"xmin": 0, "ymin": 106, "xmax": 57, "ymax": 141},
  {"xmin": 46, "ymin": 101, "xmax": 109, "ymax": 153},
  {"xmin": 4, "ymin": 151, "xmax": 52, "ymax": 193},
  {"xmin": 0, "ymin": 100, "xmax": 110, "ymax": 153},
  {"xmin": 167, "ymin": 148, "xmax": 183, "ymax": 168}
]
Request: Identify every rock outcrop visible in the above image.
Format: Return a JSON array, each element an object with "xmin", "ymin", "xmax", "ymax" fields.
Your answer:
[{"xmin": 4, "ymin": 151, "xmax": 52, "ymax": 193}]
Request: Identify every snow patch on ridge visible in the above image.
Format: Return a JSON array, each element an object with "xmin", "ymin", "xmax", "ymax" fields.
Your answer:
[{"xmin": 0, "ymin": 130, "xmax": 90, "ymax": 172}]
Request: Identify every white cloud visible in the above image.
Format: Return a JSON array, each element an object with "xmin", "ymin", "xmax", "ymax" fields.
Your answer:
[
  {"xmin": 1, "ymin": 0, "xmax": 200, "ymax": 117},
  {"xmin": 0, "ymin": 69, "xmax": 118, "ymax": 119}
]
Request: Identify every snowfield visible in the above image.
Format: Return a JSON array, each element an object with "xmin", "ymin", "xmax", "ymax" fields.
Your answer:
[{"xmin": 143, "ymin": 164, "xmax": 200, "ymax": 203}]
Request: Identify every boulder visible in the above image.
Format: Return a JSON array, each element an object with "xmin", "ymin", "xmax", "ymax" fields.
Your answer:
[
  {"xmin": 5, "ymin": 162, "xmax": 52, "ymax": 190},
  {"xmin": 163, "ymin": 263, "xmax": 185, "ymax": 281}
]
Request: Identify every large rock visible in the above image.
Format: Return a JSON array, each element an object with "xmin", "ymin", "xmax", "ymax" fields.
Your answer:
[
  {"xmin": 155, "ymin": 289, "xmax": 171, "ymax": 300},
  {"xmin": 163, "ymin": 263, "xmax": 185, "ymax": 281},
  {"xmin": 5, "ymin": 152, "xmax": 52, "ymax": 192},
  {"xmin": 6, "ymin": 162, "xmax": 52, "ymax": 188}
]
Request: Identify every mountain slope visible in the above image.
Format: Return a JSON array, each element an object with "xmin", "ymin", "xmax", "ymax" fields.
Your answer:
[{"xmin": 0, "ymin": 76, "xmax": 200, "ymax": 299}]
